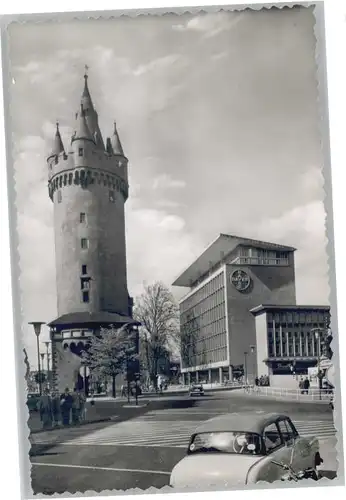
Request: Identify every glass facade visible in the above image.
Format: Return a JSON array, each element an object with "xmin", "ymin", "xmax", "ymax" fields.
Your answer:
[
  {"xmin": 266, "ymin": 309, "xmax": 329, "ymax": 359},
  {"xmin": 180, "ymin": 271, "xmax": 227, "ymax": 369}
]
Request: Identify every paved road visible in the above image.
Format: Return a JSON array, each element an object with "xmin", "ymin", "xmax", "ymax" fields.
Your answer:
[{"xmin": 30, "ymin": 391, "xmax": 337, "ymax": 494}]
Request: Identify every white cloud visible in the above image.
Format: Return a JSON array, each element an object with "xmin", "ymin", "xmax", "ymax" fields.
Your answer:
[
  {"xmin": 132, "ymin": 55, "xmax": 182, "ymax": 77},
  {"xmin": 254, "ymin": 201, "xmax": 329, "ymax": 304},
  {"xmin": 152, "ymin": 174, "xmax": 186, "ymax": 190},
  {"xmin": 173, "ymin": 11, "xmax": 244, "ymax": 38}
]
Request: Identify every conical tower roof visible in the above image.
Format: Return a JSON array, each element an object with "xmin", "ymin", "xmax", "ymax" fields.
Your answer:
[
  {"xmin": 72, "ymin": 104, "xmax": 94, "ymax": 143},
  {"xmin": 79, "ymin": 71, "xmax": 105, "ymax": 150},
  {"xmin": 111, "ymin": 121, "xmax": 124, "ymax": 156},
  {"xmin": 48, "ymin": 122, "xmax": 65, "ymax": 159}
]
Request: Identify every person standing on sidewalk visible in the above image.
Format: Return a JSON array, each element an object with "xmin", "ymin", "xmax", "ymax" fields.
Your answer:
[
  {"xmin": 303, "ymin": 377, "xmax": 310, "ymax": 395},
  {"xmin": 71, "ymin": 388, "xmax": 81, "ymax": 425},
  {"xmin": 78, "ymin": 390, "xmax": 86, "ymax": 422},
  {"xmin": 51, "ymin": 391, "xmax": 61, "ymax": 427},
  {"xmin": 60, "ymin": 387, "xmax": 73, "ymax": 426},
  {"xmin": 39, "ymin": 388, "xmax": 53, "ymax": 429}
]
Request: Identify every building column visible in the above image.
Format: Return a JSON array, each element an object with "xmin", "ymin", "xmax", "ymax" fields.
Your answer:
[
  {"xmin": 195, "ymin": 371, "xmax": 199, "ymax": 383},
  {"xmin": 218, "ymin": 367, "xmax": 223, "ymax": 384},
  {"xmin": 228, "ymin": 365, "xmax": 233, "ymax": 382},
  {"xmin": 182, "ymin": 373, "xmax": 186, "ymax": 386},
  {"xmin": 208, "ymin": 369, "xmax": 212, "ymax": 384},
  {"xmin": 187, "ymin": 372, "xmax": 191, "ymax": 386}
]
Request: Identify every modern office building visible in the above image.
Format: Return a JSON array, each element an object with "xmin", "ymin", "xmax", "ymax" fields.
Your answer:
[
  {"xmin": 173, "ymin": 233, "xmax": 298, "ymax": 385},
  {"xmin": 251, "ymin": 304, "xmax": 330, "ymax": 382}
]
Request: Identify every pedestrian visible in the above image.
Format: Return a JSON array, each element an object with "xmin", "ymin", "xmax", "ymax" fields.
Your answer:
[
  {"xmin": 303, "ymin": 377, "xmax": 310, "ymax": 395},
  {"xmin": 299, "ymin": 377, "xmax": 304, "ymax": 394},
  {"xmin": 78, "ymin": 390, "xmax": 86, "ymax": 422},
  {"xmin": 71, "ymin": 388, "xmax": 81, "ymax": 425},
  {"xmin": 255, "ymin": 377, "xmax": 259, "ymax": 386},
  {"xmin": 39, "ymin": 388, "xmax": 53, "ymax": 429},
  {"xmin": 51, "ymin": 391, "xmax": 61, "ymax": 427},
  {"xmin": 60, "ymin": 387, "xmax": 73, "ymax": 426},
  {"xmin": 121, "ymin": 384, "xmax": 126, "ymax": 397}
]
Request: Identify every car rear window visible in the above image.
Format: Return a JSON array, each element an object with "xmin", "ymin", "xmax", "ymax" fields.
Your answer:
[{"xmin": 188, "ymin": 432, "xmax": 264, "ymax": 456}]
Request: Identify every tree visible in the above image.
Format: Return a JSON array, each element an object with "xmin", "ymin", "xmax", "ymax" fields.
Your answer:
[
  {"xmin": 34, "ymin": 372, "xmax": 46, "ymax": 384},
  {"xmin": 23, "ymin": 348, "xmax": 30, "ymax": 383},
  {"xmin": 134, "ymin": 282, "xmax": 179, "ymax": 389},
  {"xmin": 82, "ymin": 324, "xmax": 138, "ymax": 398}
]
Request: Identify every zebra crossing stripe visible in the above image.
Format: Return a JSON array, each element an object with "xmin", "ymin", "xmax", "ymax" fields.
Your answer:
[{"xmin": 31, "ymin": 412, "xmax": 336, "ymax": 448}]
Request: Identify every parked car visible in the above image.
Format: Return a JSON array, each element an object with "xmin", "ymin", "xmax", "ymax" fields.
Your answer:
[
  {"xmin": 170, "ymin": 412, "xmax": 322, "ymax": 488},
  {"xmin": 189, "ymin": 384, "xmax": 205, "ymax": 397},
  {"xmin": 27, "ymin": 392, "xmax": 40, "ymax": 412}
]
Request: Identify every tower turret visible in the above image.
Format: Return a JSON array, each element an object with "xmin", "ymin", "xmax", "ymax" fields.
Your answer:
[
  {"xmin": 47, "ymin": 122, "xmax": 65, "ymax": 163},
  {"xmin": 111, "ymin": 121, "xmax": 124, "ymax": 156}
]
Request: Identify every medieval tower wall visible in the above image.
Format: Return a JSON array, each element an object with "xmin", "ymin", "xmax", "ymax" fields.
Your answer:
[{"xmin": 47, "ymin": 72, "xmax": 134, "ymax": 393}]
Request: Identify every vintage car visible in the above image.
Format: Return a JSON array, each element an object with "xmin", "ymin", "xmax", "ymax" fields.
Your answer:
[
  {"xmin": 189, "ymin": 384, "xmax": 205, "ymax": 397},
  {"xmin": 170, "ymin": 412, "xmax": 322, "ymax": 488}
]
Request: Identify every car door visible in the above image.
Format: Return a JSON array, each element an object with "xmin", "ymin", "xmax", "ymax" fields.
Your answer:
[
  {"xmin": 251, "ymin": 421, "xmax": 288, "ymax": 483},
  {"xmin": 276, "ymin": 418, "xmax": 303, "ymax": 472},
  {"xmin": 284, "ymin": 418, "xmax": 314, "ymax": 471}
]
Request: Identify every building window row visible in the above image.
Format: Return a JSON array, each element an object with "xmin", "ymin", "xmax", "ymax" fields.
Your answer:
[
  {"xmin": 180, "ymin": 273, "xmax": 224, "ymax": 314},
  {"xmin": 267, "ymin": 331, "xmax": 322, "ymax": 358},
  {"xmin": 181, "ymin": 302, "xmax": 225, "ymax": 329},
  {"xmin": 181, "ymin": 288, "xmax": 225, "ymax": 319},
  {"xmin": 267, "ymin": 311, "xmax": 329, "ymax": 324}
]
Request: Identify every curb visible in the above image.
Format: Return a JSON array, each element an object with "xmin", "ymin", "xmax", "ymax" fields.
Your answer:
[{"xmin": 30, "ymin": 417, "xmax": 112, "ymax": 434}]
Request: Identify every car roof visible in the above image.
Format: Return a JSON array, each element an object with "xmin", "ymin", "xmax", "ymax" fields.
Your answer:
[{"xmin": 194, "ymin": 412, "xmax": 291, "ymax": 434}]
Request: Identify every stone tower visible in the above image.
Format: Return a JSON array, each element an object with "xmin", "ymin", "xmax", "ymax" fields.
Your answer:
[{"xmin": 47, "ymin": 72, "xmax": 137, "ymax": 393}]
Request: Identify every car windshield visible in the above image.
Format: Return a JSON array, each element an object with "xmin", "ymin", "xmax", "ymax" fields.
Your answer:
[{"xmin": 188, "ymin": 432, "xmax": 264, "ymax": 456}]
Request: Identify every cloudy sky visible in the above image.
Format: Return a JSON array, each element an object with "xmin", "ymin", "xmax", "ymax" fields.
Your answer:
[{"xmin": 7, "ymin": 6, "xmax": 329, "ymax": 367}]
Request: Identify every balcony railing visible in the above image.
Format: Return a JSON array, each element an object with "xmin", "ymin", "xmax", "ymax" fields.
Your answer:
[{"xmin": 231, "ymin": 257, "xmax": 289, "ymax": 266}]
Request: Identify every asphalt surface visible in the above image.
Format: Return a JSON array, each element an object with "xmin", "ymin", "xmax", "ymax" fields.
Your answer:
[{"xmin": 30, "ymin": 390, "xmax": 337, "ymax": 494}]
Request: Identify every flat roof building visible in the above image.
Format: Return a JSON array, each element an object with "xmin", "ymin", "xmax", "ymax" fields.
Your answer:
[
  {"xmin": 251, "ymin": 305, "xmax": 330, "ymax": 386},
  {"xmin": 173, "ymin": 234, "xmax": 298, "ymax": 385}
]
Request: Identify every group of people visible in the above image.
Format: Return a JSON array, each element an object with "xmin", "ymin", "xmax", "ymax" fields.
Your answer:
[
  {"xmin": 38, "ymin": 387, "xmax": 87, "ymax": 429},
  {"xmin": 254, "ymin": 376, "xmax": 270, "ymax": 387},
  {"xmin": 298, "ymin": 377, "xmax": 311, "ymax": 394}
]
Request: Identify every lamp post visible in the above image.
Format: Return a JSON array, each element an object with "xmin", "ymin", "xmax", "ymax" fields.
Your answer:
[
  {"xmin": 244, "ymin": 351, "xmax": 248, "ymax": 385},
  {"xmin": 29, "ymin": 322, "xmax": 45, "ymax": 395},
  {"xmin": 250, "ymin": 345, "xmax": 256, "ymax": 385},
  {"xmin": 40, "ymin": 352, "xmax": 45, "ymax": 382},
  {"xmin": 312, "ymin": 328, "xmax": 323, "ymax": 400},
  {"xmin": 44, "ymin": 341, "xmax": 51, "ymax": 387}
]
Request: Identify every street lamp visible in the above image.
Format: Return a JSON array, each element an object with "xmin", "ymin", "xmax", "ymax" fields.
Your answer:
[
  {"xmin": 44, "ymin": 341, "xmax": 51, "ymax": 386},
  {"xmin": 244, "ymin": 351, "xmax": 248, "ymax": 385},
  {"xmin": 312, "ymin": 328, "xmax": 323, "ymax": 400},
  {"xmin": 29, "ymin": 322, "xmax": 45, "ymax": 395},
  {"xmin": 250, "ymin": 345, "xmax": 256, "ymax": 385}
]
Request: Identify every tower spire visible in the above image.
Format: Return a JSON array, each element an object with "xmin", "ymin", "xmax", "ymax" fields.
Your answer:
[
  {"xmin": 79, "ymin": 68, "xmax": 105, "ymax": 150},
  {"xmin": 48, "ymin": 121, "xmax": 65, "ymax": 160},
  {"xmin": 111, "ymin": 120, "xmax": 124, "ymax": 156},
  {"xmin": 72, "ymin": 104, "xmax": 94, "ymax": 143}
]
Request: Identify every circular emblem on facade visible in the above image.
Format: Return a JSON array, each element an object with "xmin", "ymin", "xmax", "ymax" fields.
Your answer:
[{"xmin": 231, "ymin": 269, "xmax": 251, "ymax": 292}]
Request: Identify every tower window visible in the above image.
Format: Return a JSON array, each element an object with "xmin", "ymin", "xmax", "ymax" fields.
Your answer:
[
  {"xmin": 81, "ymin": 277, "xmax": 90, "ymax": 290},
  {"xmin": 81, "ymin": 238, "xmax": 89, "ymax": 250},
  {"xmin": 109, "ymin": 190, "xmax": 115, "ymax": 202},
  {"xmin": 80, "ymin": 212, "xmax": 86, "ymax": 223},
  {"xmin": 57, "ymin": 190, "xmax": 62, "ymax": 203},
  {"xmin": 81, "ymin": 265, "xmax": 87, "ymax": 275},
  {"xmin": 82, "ymin": 291, "xmax": 89, "ymax": 303},
  {"xmin": 78, "ymin": 148, "xmax": 84, "ymax": 157}
]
